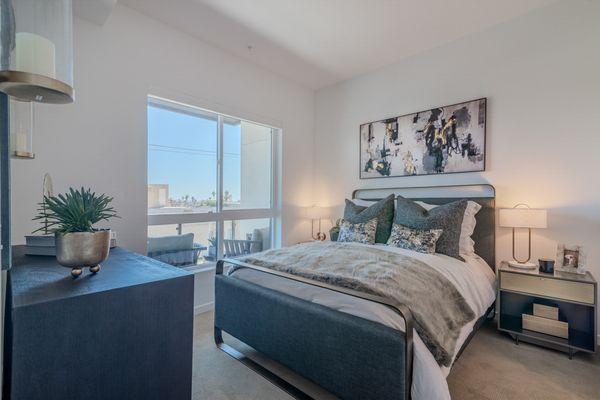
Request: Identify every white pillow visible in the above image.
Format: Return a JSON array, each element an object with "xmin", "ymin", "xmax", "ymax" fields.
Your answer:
[{"xmin": 415, "ymin": 200, "xmax": 482, "ymax": 256}]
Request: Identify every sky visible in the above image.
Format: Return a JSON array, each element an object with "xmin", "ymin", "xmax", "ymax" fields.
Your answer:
[{"xmin": 147, "ymin": 105, "xmax": 241, "ymax": 201}]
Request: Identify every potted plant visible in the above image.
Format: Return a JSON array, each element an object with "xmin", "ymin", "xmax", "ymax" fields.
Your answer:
[
  {"xmin": 34, "ymin": 187, "xmax": 118, "ymax": 278},
  {"xmin": 329, "ymin": 218, "xmax": 341, "ymax": 242},
  {"xmin": 207, "ymin": 235, "xmax": 217, "ymax": 260},
  {"xmin": 24, "ymin": 173, "xmax": 57, "ymax": 255}
]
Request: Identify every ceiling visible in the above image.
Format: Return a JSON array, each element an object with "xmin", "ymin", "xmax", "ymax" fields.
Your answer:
[
  {"xmin": 119, "ymin": 0, "xmax": 557, "ymax": 90},
  {"xmin": 74, "ymin": 0, "xmax": 116, "ymax": 25}
]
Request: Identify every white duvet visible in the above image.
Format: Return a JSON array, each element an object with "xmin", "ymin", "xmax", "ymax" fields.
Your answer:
[{"xmin": 230, "ymin": 243, "xmax": 496, "ymax": 400}]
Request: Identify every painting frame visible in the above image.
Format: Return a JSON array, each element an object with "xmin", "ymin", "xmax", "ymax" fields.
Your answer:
[
  {"xmin": 359, "ymin": 97, "xmax": 487, "ymax": 179},
  {"xmin": 556, "ymin": 244, "xmax": 587, "ymax": 275}
]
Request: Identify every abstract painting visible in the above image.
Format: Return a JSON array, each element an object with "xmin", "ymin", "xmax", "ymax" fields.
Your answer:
[{"xmin": 360, "ymin": 98, "xmax": 486, "ymax": 178}]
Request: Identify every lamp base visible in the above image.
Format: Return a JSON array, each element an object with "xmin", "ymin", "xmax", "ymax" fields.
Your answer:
[
  {"xmin": 508, "ymin": 260, "xmax": 537, "ymax": 269},
  {"xmin": 312, "ymin": 232, "xmax": 326, "ymax": 241}
]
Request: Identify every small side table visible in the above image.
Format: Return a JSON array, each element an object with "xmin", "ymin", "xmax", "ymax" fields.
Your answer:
[{"xmin": 497, "ymin": 262, "xmax": 597, "ymax": 359}]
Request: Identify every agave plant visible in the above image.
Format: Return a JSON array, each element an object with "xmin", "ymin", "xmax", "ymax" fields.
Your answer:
[
  {"xmin": 33, "ymin": 187, "xmax": 119, "ymax": 234},
  {"xmin": 208, "ymin": 236, "xmax": 218, "ymax": 248}
]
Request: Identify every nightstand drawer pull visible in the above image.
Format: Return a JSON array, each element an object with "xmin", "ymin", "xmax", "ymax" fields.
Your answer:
[{"xmin": 500, "ymin": 272, "xmax": 595, "ymax": 304}]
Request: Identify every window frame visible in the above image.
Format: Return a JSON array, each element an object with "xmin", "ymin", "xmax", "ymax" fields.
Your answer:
[{"xmin": 146, "ymin": 95, "xmax": 281, "ymax": 261}]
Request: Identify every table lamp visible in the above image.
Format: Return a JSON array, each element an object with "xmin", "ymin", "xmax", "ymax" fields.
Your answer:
[
  {"xmin": 499, "ymin": 204, "xmax": 547, "ymax": 269},
  {"xmin": 305, "ymin": 206, "xmax": 329, "ymax": 241}
]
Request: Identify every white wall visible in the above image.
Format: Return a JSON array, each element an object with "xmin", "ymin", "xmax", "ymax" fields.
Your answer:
[
  {"xmin": 11, "ymin": 4, "xmax": 315, "ymax": 252},
  {"xmin": 9, "ymin": 4, "xmax": 315, "ymax": 315},
  {"xmin": 8, "ymin": 0, "xmax": 599, "ymax": 325},
  {"xmin": 314, "ymin": 1, "xmax": 600, "ymax": 301}
]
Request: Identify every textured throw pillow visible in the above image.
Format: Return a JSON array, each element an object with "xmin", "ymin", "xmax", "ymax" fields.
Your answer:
[
  {"xmin": 395, "ymin": 197, "xmax": 468, "ymax": 260},
  {"xmin": 351, "ymin": 199, "xmax": 377, "ymax": 207},
  {"xmin": 387, "ymin": 223, "xmax": 443, "ymax": 254},
  {"xmin": 344, "ymin": 194, "xmax": 395, "ymax": 243},
  {"xmin": 416, "ymin": 200, "xmax": 482, "ymax": 256},
  {"xmin": 337, "ymin": 218, "xmax": 378, "ymax": 245}
]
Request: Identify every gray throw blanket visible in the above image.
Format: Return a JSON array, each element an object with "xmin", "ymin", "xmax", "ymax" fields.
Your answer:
[{"xmin": 233, "ymin": 241, "xmax": 475, "ymax": 367}]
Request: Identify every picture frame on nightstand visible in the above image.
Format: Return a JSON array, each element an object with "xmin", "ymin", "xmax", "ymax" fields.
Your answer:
[{"xmin": 556, "ymin": 244, "xmax": 587, "ymax": 274}]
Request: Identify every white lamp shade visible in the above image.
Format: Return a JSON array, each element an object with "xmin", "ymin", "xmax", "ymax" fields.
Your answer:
[
  {"xmin": 499, "ymin": 208, "xmax": 547, "ymax": 229},
  {"xmin": 305, "ymin": 206, "xmax": 329, "ymax": 220}
]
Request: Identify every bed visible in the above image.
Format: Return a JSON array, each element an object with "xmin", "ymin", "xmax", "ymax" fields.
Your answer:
[{"xmin": 214, "ymin": 184, "xmax": 497, "ymax": 400}]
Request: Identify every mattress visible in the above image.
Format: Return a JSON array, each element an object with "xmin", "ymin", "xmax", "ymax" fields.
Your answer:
[{"xmin": 229, "ymin": 243, "xmax": 496, "ymax": 400}]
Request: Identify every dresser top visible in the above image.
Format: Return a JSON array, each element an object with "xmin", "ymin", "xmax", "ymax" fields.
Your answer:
[
  {"xmin": 10, "ymin": 246, "xmax": 192, "ymax": 308},
  {"xmin": 498, "ymin": 262, "xmax": 596, "ymax": 284}
]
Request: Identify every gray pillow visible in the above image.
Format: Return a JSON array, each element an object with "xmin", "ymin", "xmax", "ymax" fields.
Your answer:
[
  {"xmin": 394, "ymin": 197, "xmax": 468, "ymax": 260},
  {"xmin": 344, "ymin": 194, "xmax": 395, "ymax": 243}
]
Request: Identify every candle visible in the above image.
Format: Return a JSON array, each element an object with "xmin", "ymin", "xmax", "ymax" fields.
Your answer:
[
  {"xmin": 15, "ymin": 32, "xmax": 56, "ymax": 79},
  {"xmin": 9, "ymin": 99, "xmax": 34, "ymax": 157},
  {"xmin": 14, "ymin": 132, "xmax": 28, "ymax": 153}
]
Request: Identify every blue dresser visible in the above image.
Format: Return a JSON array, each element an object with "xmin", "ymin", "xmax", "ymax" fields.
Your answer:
[{"xmin": 3, "ymin": 246, "xmax": 194, "ymax": 400}]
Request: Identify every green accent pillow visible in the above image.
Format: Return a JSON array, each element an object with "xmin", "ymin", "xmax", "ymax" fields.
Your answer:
[
  {"xmin": 394, "ymin": 196, "xmax": 468, "ymax": 260},
  {"xmin": 343, "ymin": 194, "xmax": 395, "ymax": 244}
]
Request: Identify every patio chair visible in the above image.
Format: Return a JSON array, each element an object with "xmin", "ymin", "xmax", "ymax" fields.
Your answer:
[{"xmin": 147, "ymin": 233, "xmax": 206, "ymax": 267}]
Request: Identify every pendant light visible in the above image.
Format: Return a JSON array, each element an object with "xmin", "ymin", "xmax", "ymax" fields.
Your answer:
[
  {"xmin": 0, "ymin": 0, "xmax": 74, "ymax": 269},
  {"xmin": 9, "ymin": 97, "xmax": 33, "ymax": 158},
  {"xmin": 0, "ymin": 0, "xmax": 74, "ymax": 158},
  {"xmin": 0, "ymin": 0, "xmax": 74, "ymax": 104}
]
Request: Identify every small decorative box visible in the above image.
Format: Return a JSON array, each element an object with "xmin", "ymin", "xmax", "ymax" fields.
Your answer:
[
  {"xmin": 522, "ymin": 313, "xmax": 569, "ymax": 339},
  {"xmin": 533, "ymin": 303, "xmax": 559, "ymax": 320}
]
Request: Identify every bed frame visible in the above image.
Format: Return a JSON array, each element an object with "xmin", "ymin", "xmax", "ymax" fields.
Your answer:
[{"xmin": 214, "ymin": 184, "xmax": 496, "ymax": 400}]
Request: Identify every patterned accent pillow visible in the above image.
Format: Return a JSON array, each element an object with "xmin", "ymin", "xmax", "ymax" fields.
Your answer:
[
  {"xmin": 344, "ymin": 194, "xmax": 395, "ymax": 244},
  {"xmin": 395, "ymin": 197, "xmax": 468, "ymax": 260},
  {"xmin": 387, "ymin": 223, "xmax": 443, "ymax": 254},
  {"xmin": 337, "ymin": 218, "xmax": 378, "ymax": 245}
]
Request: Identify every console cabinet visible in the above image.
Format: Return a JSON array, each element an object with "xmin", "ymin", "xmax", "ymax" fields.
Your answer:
[{"xmin": 3, "ymin": 246, "xmax": 194, "ymax": 400}]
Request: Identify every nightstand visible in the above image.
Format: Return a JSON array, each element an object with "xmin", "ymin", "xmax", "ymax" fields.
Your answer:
[{"xmin": 497, "ymin": 262, "xmax": 597, "ymax": 359}]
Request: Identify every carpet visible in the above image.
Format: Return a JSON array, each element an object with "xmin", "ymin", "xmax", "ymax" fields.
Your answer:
[{"xmin": 193, "ymin": 311, "xmax": 600, "ymax": 399}]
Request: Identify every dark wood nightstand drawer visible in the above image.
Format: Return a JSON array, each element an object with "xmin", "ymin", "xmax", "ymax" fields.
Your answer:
[{"xmin": 500, "ymin": 271, "xmax": 595, "ymax": 304}]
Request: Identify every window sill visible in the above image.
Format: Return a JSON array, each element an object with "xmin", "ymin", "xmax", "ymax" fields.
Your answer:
[{"xmin": 182, "ymin": 263, "xmax": 216, "ymax": 274}]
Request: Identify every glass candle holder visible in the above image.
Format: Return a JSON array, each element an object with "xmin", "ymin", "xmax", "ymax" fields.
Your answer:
[
  {"xmin": 0, "ymin": 0, "xmax": 74, "ymax": 104},
  {"xmin": 9, "ymin": 98, "xmax": 34, "ymax": 158}
]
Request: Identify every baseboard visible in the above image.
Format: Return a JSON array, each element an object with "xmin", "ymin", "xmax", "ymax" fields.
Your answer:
[{"xmin": 194, "ymin": 301, "xmax": 214, "ymax": 315}]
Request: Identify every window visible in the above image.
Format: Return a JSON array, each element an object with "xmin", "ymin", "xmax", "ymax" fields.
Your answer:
[
  {"xmin": 223, "ymin": 119, "xmax": 272, "ymax": 209},
  {"xmin": 147, "ymin": 96, "xmax": 280, "ymax": 269}
]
